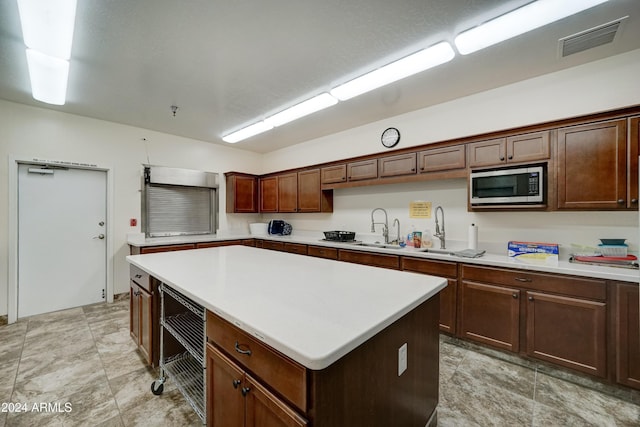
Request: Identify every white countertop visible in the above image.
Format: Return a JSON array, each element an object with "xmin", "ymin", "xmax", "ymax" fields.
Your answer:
[
  {"xmin": 127, "ymin": 233, "xmax": 640, "ymax": 283},
  {"xmin": 126, "ymin": 246, "xmax": 447, "ymax": 370}
]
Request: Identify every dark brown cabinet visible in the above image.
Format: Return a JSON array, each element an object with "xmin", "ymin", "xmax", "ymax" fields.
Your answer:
[
  {"xmin": 338, "ymin": 249, "xmax": 399, "ymax": 269},
  {"xmin": 320, "ymin": 165, "xmax": 346, "ymax": 185},
  {"xmin": 129, "ymin": 265, "xmax": 158, "ymax": 366},
  {"xmin": 206, "ymin": 344, "xmax": 307, "ymax": 427},
  {"xmin": 378, "ymin": 153, "xmax": 416, "ymax": 178},
  {"xmin": 613, "ymin": 282, "xmax": 640, "ymax": 389},
  {"xmin": 459, "ymin": 280, "xmax": 521, "ymax": 352},
  {"xmin": 278, "ymin": 173, "xmax": 298, "ymax": 213},
  {"xmin": 259, "ymin": 176, "xmax": 279, "ymax": 212},
  {"xmin": 297, "ymin": 169, "xmax": 333, "ymax": 213},
  {"xmin": 557, "ymin": 119, "xmax": 630, "ymax": 209},
  {"xmin": 526, "ymin": 291, "xmax": 606, "ymax": 378},
  {"xmin": 468, "ymin": 131, "xmax": 550, "ymax": 168},
  {"xmin": 226, "ymin": 173, "xmax": 258, "ymax": 213},
  {"xmin": 458, "ymin": 264, "xmax": 608, "ymax": 378},
  {"xmin": 401, "ymin": 256, "xmax": 458, "ymax": 334},
  {"xmin": 418, "ymin": 145, "xmax": 466, "ymax": 174}
]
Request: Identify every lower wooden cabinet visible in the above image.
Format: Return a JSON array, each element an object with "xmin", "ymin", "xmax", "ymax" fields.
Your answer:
[
  {"xmin": 526, "ymin": 291, "xmax": 606, "ymax": 378},
  {"xmin": 206, "ymin": 344, "xmax": 307, "ymax": 427},
  {"xmin": 613, "ymin": 282, "xmax": 640, "ymax": 389},
  {"xmin": 338, "ymin": 249, "xmax": 399, "ymax": 269},
  {"xmin": 129, "ymin": 265, "xmax": 158, "ymax": 366},
  {"xmin": 459, "ymin": 281, "xmax": 521, "ymax": 352}
]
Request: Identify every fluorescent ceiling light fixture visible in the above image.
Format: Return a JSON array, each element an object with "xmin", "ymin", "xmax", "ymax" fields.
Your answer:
[
  {"xmin": 17, "ymin": 0, "xmax": 78, "ymax": 60},
  {"xmin": 330, "ymin": 41, "xmax": 455, "ymax": 101},
  {"xmin": 25, "ymin": 49, "xmax": 69, "ymax": 105},
  {"xmin": 265, "ymin": 93, "xmax": 338, "ymax": 127},
  {"xmin": 454, "ymin": 0, "xmax": 610, "ymax": 55},
  {"xmin": 222, "ymin": 121, "xmax": 274, "ymax": 143}
]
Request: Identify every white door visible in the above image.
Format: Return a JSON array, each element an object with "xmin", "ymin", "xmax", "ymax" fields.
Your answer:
[{"xmin": 18, "ymin": 164, "xmax": 107, "ymax": 318}]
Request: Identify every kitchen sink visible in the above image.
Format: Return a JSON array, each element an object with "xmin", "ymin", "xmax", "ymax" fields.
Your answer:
[{"xmin": 350, "ymin": 242, "xmax": 405, "ymax": 250}]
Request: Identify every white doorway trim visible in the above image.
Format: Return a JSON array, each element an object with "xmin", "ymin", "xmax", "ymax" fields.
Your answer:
[{"xmin": 8, "ymin": 155, "xmax": 115, "ymax": 324}]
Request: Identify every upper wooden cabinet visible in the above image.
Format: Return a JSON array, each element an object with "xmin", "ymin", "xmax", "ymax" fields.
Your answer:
[
  {"xmin": 468, "ymin": 131, "xmax": 550, "ymax": 168},
  {"xmin": 628, "ymin": 116, "xmax": 640, "ymax": 207},
  {"xmin": 556, "ymin": 119, "xmax": 630, "ymax": 209},
  {"xmin": 259, "ymin": 176, "xmax": 278, "ymax": 213},
  {"xmin": 258, "ymin": 170, "xmax": 332, "ymax": 213},
  {"xmin": 347, "ymin": 159, "xmax": 378, "ymax": 181},
  {"xmin": 225, "ymin": 173, "xmax": 258, "ymax": 213},
  {"xmin": 378, "ymin": 153, "xmax": 416, "ymax": 178},
  {"xmin": 320, "ymin": 164, "xmax": 346, "ymax": 185},
  {"xmin": 418, "ymin": 145, "xmax": 466, "ymax": 173}
]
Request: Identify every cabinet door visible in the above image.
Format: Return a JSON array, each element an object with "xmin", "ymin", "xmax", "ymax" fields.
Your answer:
[
  {"xmin": 557, "ymin": 119, "xmax": 627, "ymax": 209},
  {"xmin": 526, "ymin": 291, "xmax": 606, "ymax": 378},
  {"xmin": 613, "ymin": 283, "xmax": 640, "ymax": 389},
  {"xmin": 207, "ymin": 344, "xmax": 245, "ymax": 427},
  {"xmin": 347, "ymin": 159, "xmax": 378, "ymax": 181},
  {"xmin": 439, "ymin": 279, "xmax": 458, "ymax": 334},
  {"xmin": 226, "ymin": 174, "xmax": 258, "ymax": 213},
  {"xmin": 298, "ymin": 169, "xmax": 321, "ymax": 212},
  {"xmin": 418, "ymin": 145, "xmax": 466, "ymax": 173},
  {"xmin": 259, "ymin": 177, "xmax": 278, "ymax": 213},
  {"xmin": 138, "ymin": 285, "xmax": 153, "ymax": 365},
  {"xmin": 320, "ymin": 165, "xmax": 347, "ymax": 184},
  {"xmin": 278, "ymin": 173, "xmax": 298, "ymax": 212},
  {"xmin": 459, "ymin": 281, "xmax": 520, "ymax": 352},
  {"xmin": 129, "ymin": 281, "xmax": 140, "ymax": 345},
  {"xmin": 628, "ymin": 116, "xmax": 640, "ymax": 208},
  {"xmin": 378, "ymin": 153, "xmax": 416, "ymax": 177},
  {"xmin": 506, "ymin": 131, "xmax": 550, "ymax": 163},
  {"xmin": 467, "ymin": 138, "xmax": 506, "ymax": 168},
  {"xmin": 245, "ymin": 374, "xmax": 308, "ymax": 427}
]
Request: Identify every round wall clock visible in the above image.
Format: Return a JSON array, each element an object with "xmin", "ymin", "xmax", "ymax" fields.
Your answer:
[{"xmin": 381, "ymin": 127, "xmax": 400, "ymax": 148}]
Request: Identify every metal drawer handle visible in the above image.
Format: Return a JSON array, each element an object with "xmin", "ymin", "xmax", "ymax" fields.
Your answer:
[
  {"xmin": 232, "ymin": 379, "xmax": 241, "ymax": 389},
  {"xmin": 512, "ymin": 293, "xmax": 518, "ymax": 299},
  {"xmin": 133, "ymin": 290, "xmax": 141, "ymax": 296},
  {"xmin": 241, "ymin": 386, "xmax": 251, "ymax": 396},
  {"xmin": 235, "ymin": 341, "xmax": 252, "ymax": 356},
  {"xmin": 514, "ymin": 277, "xmax": 532, "ymax": 282},
  {"xmin": 135, "ymin": 274, "xmax": 143, "ymax": 279}
]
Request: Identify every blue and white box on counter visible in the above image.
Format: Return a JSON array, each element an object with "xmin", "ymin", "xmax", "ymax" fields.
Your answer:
[{"xmin": 508, "ymin": 241, "xmax": 559, "ymax": 265}]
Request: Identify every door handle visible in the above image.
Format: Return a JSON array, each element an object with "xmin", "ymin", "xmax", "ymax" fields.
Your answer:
[{"xmin": 93, "ymin": 234, "xmax": 105, "ymax": 240}]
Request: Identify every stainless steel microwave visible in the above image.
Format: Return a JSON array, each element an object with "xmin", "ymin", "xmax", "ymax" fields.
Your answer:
[{"xmin": 470, "ymin": 165, "xmax": 544, "ymax": 205}]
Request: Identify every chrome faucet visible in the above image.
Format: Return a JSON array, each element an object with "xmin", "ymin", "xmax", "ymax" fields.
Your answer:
[
  {"xmin": 370, "ymin": 208, "xmax": 389, "ymax": 244},
  {"xmin": 434, "ymin": 206, "xmax": 445, "ymax": 249},
  {"xmin": 392, "ymin": 218, "xmax": 400, "ymax": 245}
]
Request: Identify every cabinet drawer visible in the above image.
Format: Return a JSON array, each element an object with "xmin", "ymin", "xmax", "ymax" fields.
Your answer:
[
  {"xmin": 130, "ymin": 265, "xmax": 151, "ymax": 292},
  {"xmin": 401, "ymin": 257, "xmax": 457, "ymax": 278},
  {"xmin": 262, "ymin": 240, "xmax": 285, "ymax": 251},
  {"xmin": 347, "ymin": 159, "xmax": 378, "ymax": 181},
  {"xmin": 338, "ymin": 249, "xmax": 400, "ymax": 269},
  {"xmin": 461, "ymin": 265, "xmax": 606, "ymax": 301},
  {"xmin": 307, "ymin": 245, "xmax": 338, "ymax": 260},
  {"xmin": 139, "ymin": 243, "xmax": 196, "ymax": 254},
  {"xmin": 206, "ymin": 311, "xmax": 307, "ymax": 412},
  {"xmin": 378, "ymin": 153, "xmax": 416, "ymax": 177},
  {"xmin": 284, "ymin": 243, "xmax": 308, "ymax": 255},
  {"xmin": 321, "ymin": 165, "xmax": 347, "ymax": 184}
]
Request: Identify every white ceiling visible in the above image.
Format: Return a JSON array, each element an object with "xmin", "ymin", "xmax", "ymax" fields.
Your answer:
[{"xmin": 1, "ymin": 1, "xmax": 639, "ymax": 153}]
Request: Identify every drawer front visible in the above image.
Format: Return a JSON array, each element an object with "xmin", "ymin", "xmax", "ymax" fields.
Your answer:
[
  {"xmin": 130, "ymin": 265, "xmax": 151, "ymax": 292},
  {"xmin": 338, "ymin": 249, "xmax": 400, "ymax": 269},
  {"xmin": 139, "ymin": 243, "xmax": 196, "ymax": 254},
  {"xmin": 307, "ymin": 245, "xmax": 338, "ymax": 260},
  {"xmin": 347, "ymin": 159, "xmax": 378, "ymax": 181},
  {"xmin": 262, "ymin": 240, "xmax": 285, "ymax": 251},
  {"xmin": 401, "ymin": 257, "xmax": 457, "ymax": 278},
  {"xmin": 461, "ymin": 264, "xmax": 606, "ymax": 301},
  {"xmin": 206, "ymin": 311, "xmax": 307, "ymax": 412},
  {"xmin": 321, "ymin": 165, "xmax": 347, "ymax": 184},
  {"xmin": 284, "ymin": 243, "xmax": 308, "ymax": 255},
  {"xmin": 196, "ymin": 240, "xmax": 242, "ymax": 249}
]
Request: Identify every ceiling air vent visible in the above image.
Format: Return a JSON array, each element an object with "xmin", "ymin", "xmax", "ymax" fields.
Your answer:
[{"xmin": 559, "ymin": 17, "xmax": 627, "ymax": 58}]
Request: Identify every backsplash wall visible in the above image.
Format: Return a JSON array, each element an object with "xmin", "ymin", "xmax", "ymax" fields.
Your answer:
[{"xmin": 260, "ymin": 179, "xmax": 639, "ymax": 259}]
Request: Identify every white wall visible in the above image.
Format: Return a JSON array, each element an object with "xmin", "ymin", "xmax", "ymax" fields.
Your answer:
[
  {"xmin": 0, "ymin": 100, "xmax": 263, "ymax": 316},
  {"xmin": 258, "ymin": 49, "xmax": 640, "ymax": 257}
]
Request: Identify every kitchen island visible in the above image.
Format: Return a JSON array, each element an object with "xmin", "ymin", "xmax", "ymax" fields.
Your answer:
[{"xmin": 127, "ymin": 245, "xmax": 447, "ymax": 426}]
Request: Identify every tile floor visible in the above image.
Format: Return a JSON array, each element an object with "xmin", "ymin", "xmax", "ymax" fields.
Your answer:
[{"xmin": 0, "ymin": 298, "xmax": 638, "ymax": 426}]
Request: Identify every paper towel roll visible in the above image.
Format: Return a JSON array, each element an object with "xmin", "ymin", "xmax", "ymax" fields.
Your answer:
[{"xmin": 468, "ymin": 224, "xmax": 478, "ymax": 250}]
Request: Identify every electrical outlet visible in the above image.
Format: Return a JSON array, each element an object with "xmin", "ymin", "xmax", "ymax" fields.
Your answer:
[{"xmin": 398, "ymin": 343, "xmax": 408, "ymax": 376}]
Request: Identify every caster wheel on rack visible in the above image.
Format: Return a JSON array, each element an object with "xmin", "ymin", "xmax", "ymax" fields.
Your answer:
[{"xmin": 151, "ymin": 381, "xmax": 164, "ymax": 395}]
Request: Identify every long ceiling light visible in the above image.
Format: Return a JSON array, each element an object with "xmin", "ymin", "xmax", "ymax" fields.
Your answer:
[
  {"xmin": 222, "ymin": 121, "xmax": 274, "ymax": 143},
  {"xmin": 264, "ymin": 93, "xmax": 338, "ymax": 127},
  {"xmin": 454, "ymin": 0, "xmax": 610, "ymax": 55},
  {"xmin": 17, "ymin": 0, "xmax": 78, "ymax": 105},
  {"xmin": 330, "ymin": 41, "xmax": 455, "ymax": 101}
]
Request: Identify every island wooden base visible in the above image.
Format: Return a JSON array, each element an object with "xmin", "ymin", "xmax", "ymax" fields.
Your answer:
[{"xmin": 207, "ymin": 294, "xmax": 440, "ymax": 427}]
